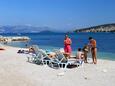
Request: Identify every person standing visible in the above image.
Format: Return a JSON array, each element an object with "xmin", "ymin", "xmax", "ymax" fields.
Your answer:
[
  {"xmin": 64, "ymin": 35, "xmax": 72, "ymax": 58},
  {"xmin": 88, "ymin": 37, "xmax": 97, "ymax": 64},
  {"xmin": 82, "ymin": 44, "xmax": 89, "ymax": 63}
]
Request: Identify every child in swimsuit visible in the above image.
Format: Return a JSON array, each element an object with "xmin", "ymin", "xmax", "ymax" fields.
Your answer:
[{"xmin": 76, "ymin": 48, "xmax": 84, "ymax": 64}]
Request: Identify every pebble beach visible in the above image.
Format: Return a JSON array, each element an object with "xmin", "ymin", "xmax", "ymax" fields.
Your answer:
[{"xmin": 0, "ymin": 45, "xmax": 115, "ymax": 86}]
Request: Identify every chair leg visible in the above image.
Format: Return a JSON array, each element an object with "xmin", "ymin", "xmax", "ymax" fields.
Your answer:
[
  {"xmin": 42, "ymin": 60, "xmax": 45, "ymax": 65},
  {"xmin": 27, "ymin": 57, "xmax": 29, "ymax": 62},
  {"xmin": 81, "ymin": 61, "xmax": 84, "ymax": 67},
  {"xmin": 50, "ymin": 62, "xmax": 54, "ymax": 68},
  {"xmin": 58, "ymin": 63, "xmax": 60, "ymax": 68}
]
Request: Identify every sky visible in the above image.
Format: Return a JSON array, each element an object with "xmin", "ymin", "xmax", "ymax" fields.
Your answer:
[{"xmin": 0, "ymin": 0, "xmax": 115, "ymax": 31}]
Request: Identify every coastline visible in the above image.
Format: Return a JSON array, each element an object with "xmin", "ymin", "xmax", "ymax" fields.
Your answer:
[{"xmin": 0, "ymin": 44, "xmax": 115, "ymax": 86}]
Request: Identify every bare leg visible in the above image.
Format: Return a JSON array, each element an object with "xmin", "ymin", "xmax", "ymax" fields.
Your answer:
[
  {"xmin": 84, "ymin": 52, "xmax": 88, "ymax": 63},
  {"xmin": 93, "ymin": 48, "xmax": 97, "ymax": 64},
  {"xmin": 63, "ymin": 53, "xmax": 70, "ymax": 59},
  {"xmin": 91, "ymin": 48, "xmax": 97, "ymax": 64}
]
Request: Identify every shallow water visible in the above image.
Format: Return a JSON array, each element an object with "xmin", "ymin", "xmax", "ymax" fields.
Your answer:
[{"xmin": 1, "ymin": 32, "xmax": 115, "ymax": 60}]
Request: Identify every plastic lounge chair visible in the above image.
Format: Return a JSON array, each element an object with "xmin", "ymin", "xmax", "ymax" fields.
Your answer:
[
  {"xmin": 38, "ymin": 49, "xmax": 56, "ymax": 65},
  {"xmin": 33, "ymin": 49, "xmax": 65, "ymax": 68},
  {"xmin": 27, "ymin": 45, "xmax": 39, "ymax": 62},
  {"xmin": 31, "ymin": 45, "xmax": 40, "ymax": 54},
  {"xmin": 76, "ymin": 59, "xmax": 84, "ymax": 67},
  {"xmin": 27, "ymin": 45, "xmax": 56, "ymax": 65},
  {"xmin": 48, "ymin": 51, "xmax": 66, "ymax": 68},
  {"xmin": 27, "ymin": 50, "xmax": 48, "ymax": 65},
  {"xmin": 31, "ymin": 46, "xmax": 53, "ymax": 65},
  {"xmin": 27, "ymin": 45, "xmax": 44, "ymax": 64},
  {"xmin": 52, "ymin": 50, "xmax": 79, "ymax": 69},
  {"xmin": 35, "ymin": 51, "xmax": 45, "ymax": 64},
  {"xmin": 51, "ymin": 50, "xmax": 68, "ymax": 69}
]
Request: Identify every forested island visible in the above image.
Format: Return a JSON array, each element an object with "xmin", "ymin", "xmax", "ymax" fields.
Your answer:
[{"xmin": 74, "ymin": 23, "xmax": 115, "ymax": 32}]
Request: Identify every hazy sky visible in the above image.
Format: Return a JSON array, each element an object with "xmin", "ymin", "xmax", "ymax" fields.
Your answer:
[{"xmin": 0, "ymin": 0, "xmax": 115, "ymax": 31}]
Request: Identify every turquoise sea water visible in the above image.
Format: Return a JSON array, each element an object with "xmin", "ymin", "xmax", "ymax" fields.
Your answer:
[{"xmin": 0, "ymin": 32, "xmax": 115, "ymax": 60}]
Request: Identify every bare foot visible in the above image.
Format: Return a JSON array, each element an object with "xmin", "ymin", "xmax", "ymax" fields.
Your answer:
[
  {"xmin": 94, "ymin": 62, "xmax": 97, "ymax": 64},
  {"xmin": 84, "ymin": 61, "xmax": 88, "ymax": 63}
]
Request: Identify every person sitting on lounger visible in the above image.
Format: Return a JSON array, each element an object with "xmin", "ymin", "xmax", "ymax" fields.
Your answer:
[
  {"xmin": 27, "ymin": 46, "xmax": 38, "ymax": 62},
  {"xmin": 29, "ymin": 47, "xmax": 35, "ymax": 54},
  {"xmin": 46, "ymin": 50, "xmax": 56, "ymax": 58}
]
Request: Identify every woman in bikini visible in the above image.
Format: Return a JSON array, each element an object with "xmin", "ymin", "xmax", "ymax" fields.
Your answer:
[{"xmin": 89, "ymin": 37, "xmax": 97, "ymax": 64}]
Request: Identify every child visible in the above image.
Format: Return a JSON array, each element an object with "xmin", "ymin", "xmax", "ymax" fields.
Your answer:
[
  {"xmin": 76, "ymin": 48, "xmax": 84, "ymax": 64},
  {"xmin": 82, "ymin": 44, "xmax": 89, "ymax": 63}
]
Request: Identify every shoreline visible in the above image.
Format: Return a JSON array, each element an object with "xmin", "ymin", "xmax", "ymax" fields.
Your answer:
[
  {"xmin": 1, "ymin": 43, "xmax": 115, "ymax": 61},
  {"xmin": 0, "ymin": 44, "xmax": 115, "ymax": 86}
]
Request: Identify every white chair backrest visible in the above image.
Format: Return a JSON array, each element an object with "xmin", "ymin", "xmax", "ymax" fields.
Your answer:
[
  {"xmin": 31, "ymin": 45, "xmax": 39, "ymax": 54},
  {"xmin": 55, "ymin": 51, "xmax": 66, "ymax": 61}
]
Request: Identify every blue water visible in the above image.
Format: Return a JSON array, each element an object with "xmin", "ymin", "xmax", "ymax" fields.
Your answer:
[{"xmin": 0, "ymin": 32, "xmax": 115, "ymax": 60}]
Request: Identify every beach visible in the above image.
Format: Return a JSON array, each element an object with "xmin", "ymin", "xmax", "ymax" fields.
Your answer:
[{"xmin": 0, "ymin": 45, "xmax": 115, "ymax": 86}]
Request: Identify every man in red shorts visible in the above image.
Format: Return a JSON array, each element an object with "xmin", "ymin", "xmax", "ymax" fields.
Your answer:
[{"xmin": 64, "ymin": 35, "xmax": 72, "ymax": 58}]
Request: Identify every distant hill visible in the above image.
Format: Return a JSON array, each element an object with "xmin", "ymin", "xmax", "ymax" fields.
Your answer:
[
  {"xmin": 0, "ymin": 25, "xmax": 53, "ymax": 33},
  {"xmin": 39, "ymin": 30, "xmax": 56, "ymax": 33},
  {"xmin": 74, "ymin": 23, "xmax": 115, "ymax": 32}
]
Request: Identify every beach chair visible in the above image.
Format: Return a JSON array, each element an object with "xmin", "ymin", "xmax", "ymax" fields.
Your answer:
[
  {"xmin": 76, "ymin": 59, "xmax": 84, "ymax": 67},
  {"xmin": 31, "ymin": 49, "xmax": 66, "ymax": 68},
  {"xmin": 36, "ymin": 49, "xmax": 52, "ymax": 65},
  {"xmin": 27, "ymin": 45, "xmax": 57, "ymax": 66},
  {"xmin": 27, "ymin": 45, "xmax": 44, "ymax": 64},
  {"xmin": 51, "ymin": 50, "xmax": 78, "ymax": 69},
  {"xmin": 31, "ymin": 45, "xmax": 40, "ymax": 54},
  {"xmin": 34, "ymin": 48, "xmax": 54, "ymax": 65},
  {"xmin": 48, "ymin": 50, "xmax": 66, "ymax": 68}
]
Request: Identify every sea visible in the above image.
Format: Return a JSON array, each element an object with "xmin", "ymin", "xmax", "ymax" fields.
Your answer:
[{"xmin": 0, "ymin": 32, "xmax": 115, "ymax": 60}]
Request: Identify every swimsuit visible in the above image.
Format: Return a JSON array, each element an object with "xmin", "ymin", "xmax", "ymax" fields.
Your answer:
[{"xmin": 64, "ymin": 38, "xmax": 72, "ymax": 53}]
